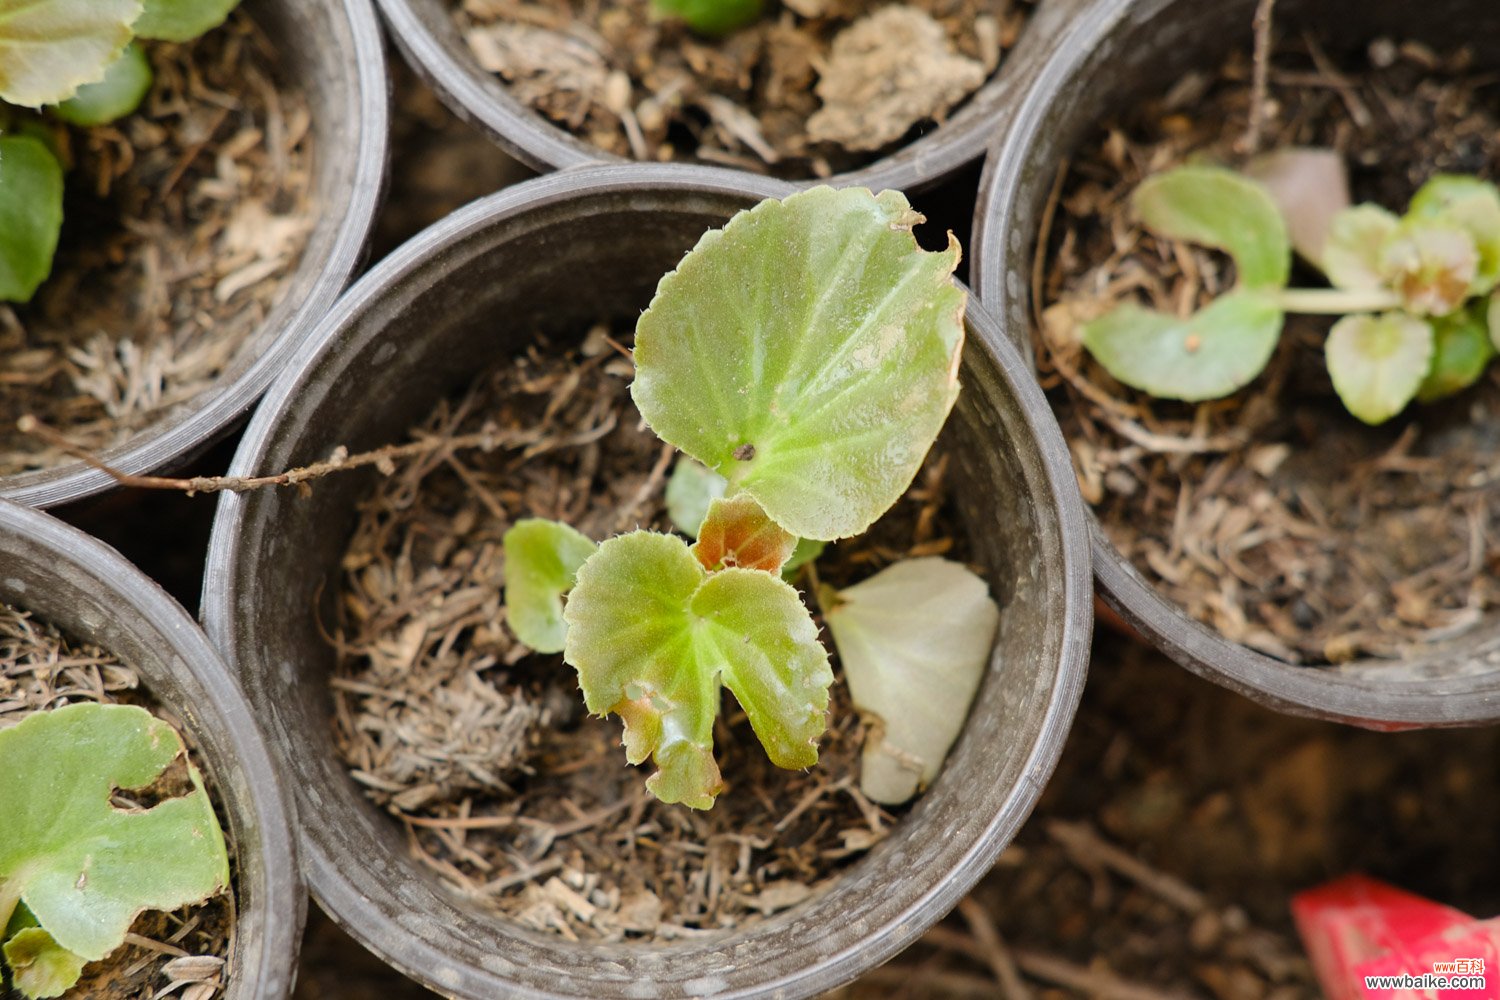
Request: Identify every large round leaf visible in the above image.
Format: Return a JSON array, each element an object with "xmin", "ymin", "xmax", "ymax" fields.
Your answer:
[
  {"xmin": 1132, "ymin": 166, "xmax": 1291, "ymax": 289},
  {"xmin": 631, "ymin": 186, "xmax": 965, "ymax": 541},
  {"xmin": 0, "ymin": 0, "xmax": 141, "ymax": 107}
]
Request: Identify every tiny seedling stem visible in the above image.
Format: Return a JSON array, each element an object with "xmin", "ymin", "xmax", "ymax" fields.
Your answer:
[{"xmin": 1275, "ymin": 287, "xmax": 1403, "ymax": 314}]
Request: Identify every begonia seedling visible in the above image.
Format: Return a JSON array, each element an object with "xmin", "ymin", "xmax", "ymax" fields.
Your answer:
[{"xmin": 504, "ymin": 186, "xmax": 1000, "ymax": 810}]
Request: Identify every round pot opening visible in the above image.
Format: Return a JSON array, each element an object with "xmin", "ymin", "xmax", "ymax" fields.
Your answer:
[
  {"xmin": 203, "ymin": 164, "xmax": 1091, "ymax": 999},
  {"xmin": 974, "ymin": 0, "xmax": 1500, "ymax": 726},
  {"xmin": 0, "ymin": 0, "xmax": 388, "ymax": 510},
  {"xmin": 373, "ymin": 0, "xmax": 1083, "ymax": 192},
  {"xmin": 0, "ymin": 501, "xmax": 302, "ymax": 999}
]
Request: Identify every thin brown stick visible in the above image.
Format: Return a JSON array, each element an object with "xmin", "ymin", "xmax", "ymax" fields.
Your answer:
[
  {"xmin": 1013, "ymin": 948, "xmax": 1192, "ymax": 1000},
  {"xmin": 957, "ymin": 898, "xmax": 1034, "ymax": 1000},
  {"xmin": 1240, "ymin": 0, "xmax": 1277, "ymax": 154},
  {"xmin": 1047, "ymin": 820, "xmax": 1207, "ymax": 914},
  {"xmin": 16, "ymin": 414, "xmax": 521, "ymax": 496}
]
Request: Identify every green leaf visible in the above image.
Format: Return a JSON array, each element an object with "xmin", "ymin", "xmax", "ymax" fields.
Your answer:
[
  {"xmin": 0, "ymin": 703, "xmax": 229, "ymax": 962},
  {"xmin": 632, "ymin": 186, "xmax": 965, "ymax": 542},
  {"xmin": 824, "ymin": 557, "xmax": 998, "ymax": 805},
  {"xmin": 1408, "ymin": 175, "xmax": 1500, "ymax": 296},
  {"xmin": 651, "ymin": 0, "xmax": 760, "ymax": 35},
  {"xmin": 1321, "ymin": 204, "xmax": 1401, "ymax": 291},
  {"xmin": 1416, "ymin": 303, "xmax": 1495, "ymax": 403},
  {"xmin": 4, "ymin": 926, "xmax": 86, "ymax": 999},
  {"xmin": 1132, "ymin": 166, "xmax": 1290, "ymax": 289},
  {"xmin": 781, "ymin": 537, "xmax": 825, "ymax": 582},
  {"xmin": 691, "ymin": 494, "xmax": 797, "ymax": 573},
  {"xmin": 53, "ymin": 42, "xmax": 152, "ymax": 126},
  {"xmin": 1325, "ymin": 312, "xmax": 1435, "ymax": 425},
  {"xmin": 1379, "ymin": 220, "xmax": 1479, "ymax": 317},
  {"xmin": 133, "ymin": 0, "xmax": 239, "ymax": 41},
  {"xmin": 665, "ymin": 458, "xmax": 727, "ymax": 538},
  {"xmin": 502, "ymin": 519, "xmax": 597, "ymax": 655},
  {"xmin": 0, "ymin": 0, "xmax": 142, "ymax": 107},
  {"xmin": 1081, "ymin": 290, "xmax": 1284, "ymax": 401},
  {"xmin": 0, "ymin": 136, "xmax": 65, "ymax": 304},
  {"xmin": 563, "ymin": 532, "xmax": 832, "ymax": 809}
]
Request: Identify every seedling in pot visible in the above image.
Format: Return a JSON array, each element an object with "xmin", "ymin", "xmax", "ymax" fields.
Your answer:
[
  {"xmin": 1078, "ymin": 160, "xmax": 1500, "ymax": 425},
  {"xmin": 504, "ymin": 186, "xmax": 1001, "ymax": 810},
  {"xmin": 0, "ymin": 0, "xmax": 241, "ymax": 303},
  {"xmin": 0, "ymin": 703, "xmax": 230, "ymax": 998}
]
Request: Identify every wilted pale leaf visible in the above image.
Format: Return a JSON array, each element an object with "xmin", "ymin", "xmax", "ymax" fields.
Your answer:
[
  {"xmin": 1132, "ymin": 166, "xmax": 1290, "ymax": 289},
  {"xmin": 1325, "ymin": 312, "xmax": 1434, "ymax": 425},
  {"xmin": 4, "ymin": 924, "xmax": 86, "ymax": 999},
  {"xmin": 1321, "ymin": 204, "xmax": 1400, "ymax": 291},
  {"xmin": 1380, "ymin": 221, "xmax": 1479, "ymax": 317},
  {"xmin": 563, "ymin": 532, "xmax": 831, "ymax": 809},
  {"xmin": 1409, "ymin": 175, "xmax": 1500, "ymax": 296},
  {"xmin": 0, "ymin": 703, "xmax": 230, "ymax": 962},
  {"xmin": 824, "ymin": 557, "xmax": 998, "ymax": 805},
  {"xmin": 665, "ymin": 459, "xmax": 727, "ymax": 538},
  {"xmin": 502, "ymin": 519, "xmax": 597, "ymax": 654},
  {"xmin": 0, "ymin": 0, "xmax": 141, "ymax": 107},
  {"xmin": 1416, "ymin": 303, "xmax": 1494, "ymax": 403},
  {"xmin": 0, "ymin": 137, "xmax": 65, "ymax": 304},
  {"xmin": 632, "ymin": 187, "xmax": 965, "ymax": 541},
  {"xmin": 691, "ymin": 494, "xmax": 797, "ymax": 573},
  {"xmin": 53, "ymin": 42, "xmax": 152, "ymax": 126},
  {"xmin": 133, "ymin": 0, "xmax": 239, "ymax": 41},
  {"xmin": 1081, "ymin": 291, "xmax": 1283, "ymax": 401},
  {"xmin": 1245, "ymin": 147, "xmax": 1350, "ymax": 264}
]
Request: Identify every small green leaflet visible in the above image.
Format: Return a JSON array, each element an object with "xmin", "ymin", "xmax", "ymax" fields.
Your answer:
[
  {"xmin": 4, "ymin": 920, "xmax": 85, "ymax": 1000},
  {"xmin": 1132, "ymin": 166, "xmax": 1291, "ymax": 289},
  {"xmin": 665, "ymin": 458, "xmax": 727, "ymax": 538},
  {"xmin": 0, "ymin": 703, "xmax": 229, "ymax": 985},
  {"xmin": 823, "ymin": 557, "xmax": 998, "ymax": 805},
  {"xmin": 782, "ymin": 537, "xmax": 825, "ymax": 582},
  {"xmin": 133, "ymin": 0, "xmax": 240, "ymax": 41},
  {"xmin": 563, "ymin": 532, "xmax": 832, "ymax": 809},
  {"xmin": 1325, "ymin": 312, "xmax": 1435, "ymax": 425},
  {"xmin": 0, "ymin": 0, "xmax": 142, "ymax": 107},
  {"xmin": 632, "ymin": 186, "xmax": 966, "ymax": 542},
  {"xmin": 1321, "ymin": 204, "xmax": 1400, "ymax": 291},
  {"xmin": 651, "ymin": 0, "xmax": 761, "ymax": 36},
  {"xmin": 1417, "ymin": 303, "xmax": 1494, "ymax": 403},
  {"xmin": 1081, "ymin": 291, "xmax": 1284, "ymax": 401},
  {"xmin": 502, "ymin": 519, "xmax": 597, "ymax": 654},
  {"xmin": 53, "ymin": 43, "xmax": 153, "ymax": 127},
  {"xmin": 0, "ymin": 136, "xmax": 66, "ymax": 304}
]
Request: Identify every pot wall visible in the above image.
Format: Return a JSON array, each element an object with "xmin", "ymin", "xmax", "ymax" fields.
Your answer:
[
  {"xmin": 0, "ymin": 501, "xmax": 303, "ymax": 999},
  {"xmin": 972, "ymin": 0, "xmax": 1500, "ymax": 727},
  {"xmin": 202, "ymin": 165, "xmax": 1092, "ymax": 999},
  {"xmin": 2, "ymin": 0, "xmax": 389, "ymax": 509}
]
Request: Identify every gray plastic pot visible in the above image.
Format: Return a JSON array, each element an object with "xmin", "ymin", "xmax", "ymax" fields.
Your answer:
[
  {"xmin": 0, "ymin": 500, "xmax": 303, "ymax": 997},
  {"xmin": 202, "ymin": 164, "xmax": 1092, "ymax": 999},
  {"xmin": 1, "ymin": 0, "xmax": 388, "ymax": 510},
  {"xmin": 972, "ymin": 0, "xmax": 1500, "ymax": 728},
  {"xmin": 374, "ymin": 0, "xmax": 1083, "ymax": 192}
]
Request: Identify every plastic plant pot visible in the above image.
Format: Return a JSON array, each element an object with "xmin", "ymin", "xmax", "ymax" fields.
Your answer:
[
  {"xmin": 0, "ymin": 0, "xmax": 389, "ymax": 510},
  {"xmin": 372, "ymin": 0, "xmax": 1085, "ymax": 193},
  {"xmin": 0, "ymin": 499, "xmax": 303, "ymax": 998},
  {"xmin": 201, "ymin": 164, "xmax": 1092, "ymax": 999},
  {"xmin": 972, "ymin": 0, "xmax": 1500, "ymax": 728}
]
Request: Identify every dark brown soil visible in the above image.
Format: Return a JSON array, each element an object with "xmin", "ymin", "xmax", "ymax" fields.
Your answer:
[
  {"xmin": 328, "ymin": 326, "xmax": 966, "ymax": 941},
  {"xmin": 452, "ymin": 0, "xmax": 1032, "ymax": 178},
  {"xmin": 0, "ymin": 604, "xmax": 234, "ymax": 1000},
  {"xmin": 0, "ymin": 12, "xmax": 315, "ymax": 477},
  {"xmin": 1039, "ymin": 38, "xmax": 1500, "ymax": 664}
]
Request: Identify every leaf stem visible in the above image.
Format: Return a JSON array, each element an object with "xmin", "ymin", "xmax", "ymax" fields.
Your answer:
[{"xmin": 1274, "ymin": 287, "xmax": 1402, "ymax": 314}]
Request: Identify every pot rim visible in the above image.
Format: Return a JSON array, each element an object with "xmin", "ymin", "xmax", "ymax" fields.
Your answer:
[
  {"xmin": 971, "ymin": 0, "xmax": 1500, "ymax": 728},
  {"xmin": 372, "ymin": 0, "xmax": 1083, "ymax": 193},
  {"xmin": 202, "ymin": 163, "xmax": 1093, "ymax": 997},
  {"xmin": 0, "ymin": 499, "xmax": 304, "ymax": 999},
  {"xmin": 0, "ymin": 0, "xmax": 390, "ymax": 510}
]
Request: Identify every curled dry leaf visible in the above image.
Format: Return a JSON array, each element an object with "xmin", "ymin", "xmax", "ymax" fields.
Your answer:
[
  {"xmin": 1245, "ymin": 147, "xmax": 1350, "ymax": 264},
  {"xmin": 691, "ymin": 494, "xmax": 797, "ymax": 573},
  {"xmin": 824, "ymin": 557, "xmax": 999, "ymax": 805}
]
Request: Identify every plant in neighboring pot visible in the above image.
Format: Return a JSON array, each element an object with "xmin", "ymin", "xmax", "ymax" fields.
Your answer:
[
  {"xmin": 0, "ymin": 0, "xmax": 384, "ymax": 508},
  {"xmin": 975, "ymin": 0, "xmax": 1500, "ymax": 724}
]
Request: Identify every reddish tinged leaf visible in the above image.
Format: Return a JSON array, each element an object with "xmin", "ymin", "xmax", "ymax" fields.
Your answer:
[{"xmin": 691, "ymin": 495, "xmax": 797, "ymax": 573}]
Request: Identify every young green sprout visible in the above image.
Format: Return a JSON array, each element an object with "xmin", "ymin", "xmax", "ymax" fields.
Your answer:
[
  {"xmin": 0, "ymin": 0, "xmax": 242, "ymax": 303},
  {"xmin": 0, "ymin": 703, "xmax": 230, "ymax": 998},
  {"xmin": 650, "ymin": 0, "xmax": 763, "ymax": 37},
  {"xmin": 505, "ymin": 187, "xmax": 1001, "ymax": 810},
  {"xmin": 1079, "ymin": 162, "xmax": 1500, "ymax": 424}
]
